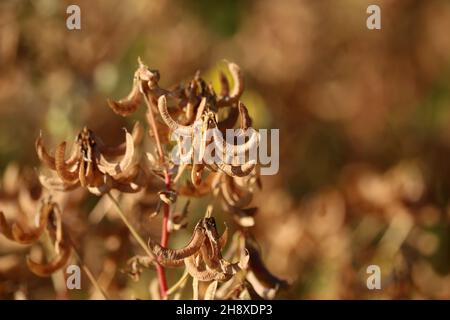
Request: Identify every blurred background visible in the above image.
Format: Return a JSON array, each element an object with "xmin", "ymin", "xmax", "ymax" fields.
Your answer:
[{"xmin": 1, "ymin": 0, "xmax": 450, "ymax": 299}]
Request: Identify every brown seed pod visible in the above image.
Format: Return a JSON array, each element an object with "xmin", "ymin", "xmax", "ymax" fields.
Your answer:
[
  {"xmin": 148, "ymin": 220, "xmax": 206, "ymax": 261},
  {"xmin": 212, "ymin": 126, "xmax": 259, "ymax": 158},
  {"xmin": 220, "ymin": 175, "xmax": 253, "ymax": 208},
  {"xmin": 0, "ymin": 201, "xmax": 53, "ymax": 244},
  {"xmin": 158, "ymin": 95, "xmax": 194, "ymax": 136},
  {"xmin": 55, "ymin": 142, "xmax": 79, "ymax": 183},
  {"xmin": 107, "ymin": 81, "xmax": 142, "ymax": 117},
  {"xmin": 217, "ymin": 63, "xmax": 244, "ymax": 107},
  {"xmin": 97, "ymin": 129, "xmax": 135, "ymax": 176},
  {"xmin": 26, "ymin": 243, "xmax": 72, "ymax": 277},
  {"xmin": 35, "ymin": 134, "xmax": 56, "ymax": 170},
  {"xmin": 200, "ymin": 238, "xmax": 221, "ymax": 270}
]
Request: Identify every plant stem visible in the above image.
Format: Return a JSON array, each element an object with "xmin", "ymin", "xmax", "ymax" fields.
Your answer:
[{"xmin": 142, "ymin": 89, "xmax": 171, "ymax": 299}]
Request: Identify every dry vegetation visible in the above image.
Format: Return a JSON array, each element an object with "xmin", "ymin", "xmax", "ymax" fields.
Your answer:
[{"xmin": 1, "ymin": 0, "xmax": 450, "ymax": 300}]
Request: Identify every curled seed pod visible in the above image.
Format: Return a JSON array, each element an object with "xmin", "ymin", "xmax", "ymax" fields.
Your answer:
[
  {"xmin": 217, "ymin": 63, "xmax": 244, "ymax": 107},
  {"xmin": 200, "ymin": 218, "xmax": 228, "ymax": 269},
  {"xmin": 156, "ymin": 257, "xmax": 185, "ymax": 268},
  {"xmin": 148, "ymin": 220, "xmax": 206, "ymax": 261},
  {"xmin": 220, "ymin": 175, "xmax": 253, "ymax": 208},
  {"xmin": 107, "ymin": 81, "xmax": 142, "ymax": 117},
  {"xmin": 0, "ymin": 200, "xmax": 53, "ymax": 244},
  {"xmin": 26, "ymin": 243, "xmax": 72, "ymax": 277},
  {"xmin": 55, "ymin": 142, "xmax": 79, "ymax": 183},
  {"xmin": 35, "ymin": 134, "xmax": 56, "ymax": 170},
  {"xmin": 97, "ymin": 130, "xmax": 135, "ymax": 176},
  {"xmin": 212, "ymin": 127, "xmax": 259, "ymax": 158},
  {"xmin": 158, "ymin": 95, "xmax": 193, "ymax": 136},
  {"xmin": 11, "ymin": 218, "xmax": 45, "ymax": 245}
]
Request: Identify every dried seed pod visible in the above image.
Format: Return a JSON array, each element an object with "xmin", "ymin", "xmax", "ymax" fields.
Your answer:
[
  {"xmin": 55, "ymin": 142, "xmax": 79, "ymax": 183},
  {"xmin": 212, "ymin": 126, "xmax": 259, "ymax": 158},
  {"xmin": 220, "ymin": 175, "xmax": 253, "ymax": 208},
  {"xmin": 200, "ymin": 238, "xmax": 221, "ymax": 270},
  {"xmin": 158, "ymin": 95, "xmax": 193, "ymax": 136},
  {"xmin": 217, "ymin": 63, "xmax": 244, "ymax": 107},
  {"xmin": 97, "ymin": 129, "xmax": 135, "ymax": 176},
  {"xmin": 26, "ymin": 243, "xmax": 72, "ymax": 277},
  {"xmin": 0, "ymin": 201, "xmax": 53, "ymax": 244},
  {"xmin": 35, "ymin": 134, "xmax": 56, "ymax": 170},
  {"xmin": 107, "ymin": 81, "xmax": 142, "ymax": 117},
  {"xmin": 148, "ymin": 220, "xmax": 206, "ymax": 261}
]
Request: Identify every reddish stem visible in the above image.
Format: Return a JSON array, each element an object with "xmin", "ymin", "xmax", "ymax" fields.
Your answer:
[
  {"xmin": 142, "ymin": 88, "xmax": 170, "ymax": 299},
  {"xmin": 156, "ymin": 172, "xmax": 171, "ymax": 298},
  {"xmin": 161, "ymin": 173, "xmax": 171, "ymax": 247}
]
